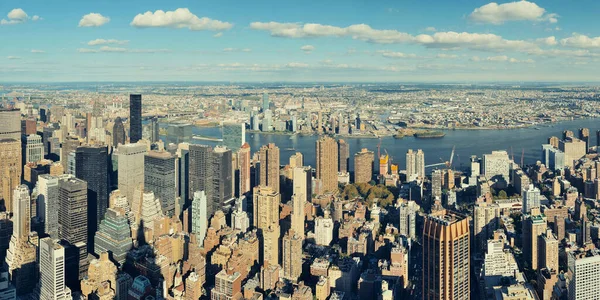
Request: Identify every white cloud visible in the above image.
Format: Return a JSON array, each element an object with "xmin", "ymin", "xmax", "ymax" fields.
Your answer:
[
  {"xmin": 560, "ymin": 34, "xmax": 600, "ymax": 49},
  {"xmin": 31, "ymin": 49, "xmax": 45, "ymax": 53},
  {"xmin": 536, "ymin": 36, "xmax": 557, "ymax": 46},
  {"xmin": 31, "ymin": 15, "xmax": 41, "ymax": 21},
  {"xmin": 415, "ymin": 31, "xmax": 538, "ymax": 51},
  {"xmin": 487, "ymin": 55, "xmax": 509, "ymax": 62},
  {"xmin": 213, "ymin": 32, "xmax": 223, "ymax": 38},
  {"xmin": 222, "ymin": 48, "xmax": 252, "ymax": 53},
  {"xmin": 527, "ymin": 48, "xmax": 600, "ymax": 58},
  {"xmin": 378, "ymin": 50, "xmax": 418, "ymax": 58},
  {"xmin": 469, "ymin": 1, "xmax": 557, "ymax": 24},
  {"xmin": 87, "ymin": 39, "xmax": 129, "ymax": 46},
  {"xmin": 473, "ymin": 55, "xmax": 535, "ymax": 63},
  {"xmin": 131, "ymin": 8, "xmax": 233, "ymax": 31},
  {"xmin": 470, "ymin": 56, "xmax": 481, "ymax": 62},
  {"xmin": 99, "ymin": 46, "xmax": 127, "ymax": 52},
  {"xmin": 437, "ymin": 53, "xmax": 458, "ymax": 59},
  {"xmin": 301, "ymin": 45, "xmax": 315, "ymax": 53},
  {"xmin": 7, "ymin": 56, "xmax": 21, "ymax": 60},
  {"xmin": 77, "ymin": 48, "xmax": 99, "ymax": 53},
  {"xmin": 1, "ymin": 8, "xmax": 40, "ymax": 25},
  {"xmin": 242, "ymin": 48, "xmax": 252, "ymax": 52},
  {"xmin": 424, "ymin": 27, "xmax": 437, "ymax": 32},
  {"xmin": 285, "ymin": 62, "xmax": 309, "ymax": 68},
  {"xmin": 79, "ymin": 13, "xmax": 110, "ymax": 27},
  {"xmin": 78, "ymin": 47, "xmax": 170, "ymax": 53}
]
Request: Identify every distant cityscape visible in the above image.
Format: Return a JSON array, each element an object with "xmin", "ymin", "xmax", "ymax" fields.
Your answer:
[{"xmin": 0, "ymin": 83, "xmax": 599, "ymax": 300}]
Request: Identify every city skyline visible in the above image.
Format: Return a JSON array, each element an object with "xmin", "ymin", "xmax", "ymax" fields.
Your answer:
[{"xmin": 3, "ymin": 0, "xmax": 600, "ymax": 82}]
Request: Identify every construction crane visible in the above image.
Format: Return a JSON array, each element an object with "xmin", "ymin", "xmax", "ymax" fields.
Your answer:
[{"xmin": 425, "ymin": 146, "xmax": 455, "ymax": 169}]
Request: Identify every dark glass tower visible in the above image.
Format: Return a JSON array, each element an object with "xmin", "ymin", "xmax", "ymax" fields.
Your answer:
[
  {"xmin": 211, "ymin": 146, "xmax": 233, "ymax": 214},
  {"xmin": 189, "ymin": 144, "xmax": 212, "ymax": 202},
  {"xmin": 113, "ymin": 117, "xmax": 126, "ymax": 146},
  {"xmin": 129, "ymin": 94, "xmax": 142, "ymax": 143},
  {"xmin": 75, "ymin": 145, "xmax": 109, "ymax": 252},
  {"xmin": 145, "ymin": 150, "xmax": 177, "ymax": 217}
]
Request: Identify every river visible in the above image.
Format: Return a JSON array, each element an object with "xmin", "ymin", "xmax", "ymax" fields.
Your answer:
[{"xmin": 180, "ymin": 118, "xmax": 600, "ymax": 173}]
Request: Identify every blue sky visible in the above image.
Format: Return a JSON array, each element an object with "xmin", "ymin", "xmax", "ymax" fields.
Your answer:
[{"xmin": 2, "ymin": 0, "xmax": 600, "ymax": 82}]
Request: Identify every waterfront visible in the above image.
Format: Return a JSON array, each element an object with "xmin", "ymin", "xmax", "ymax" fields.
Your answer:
[{"xmin": 185, "ymin": 118, "xmax": 600, "ymax": 173}]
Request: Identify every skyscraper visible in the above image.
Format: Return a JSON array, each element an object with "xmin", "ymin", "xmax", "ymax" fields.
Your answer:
[
  {"xmin": 338, "ymin": 139, "xmax": 349, "ymax": 174},
  {"xmin": 36, "ymin": 174, "xmax": 60, "ymax": 239},
  {"xmin": 191, "ymin": 191, "xmax": 208, "ymax": 245},
  {"xmin": 293, "ymin": 167, "xmax": 312, "ymax": 204},
  {"xmin": 189, "ymin": 144, "xmax": 212, "ymax": 204},
  {"xmin": 75, "ymin": 145, "xmax": 109, "ymax": 251},
  {"xmin": 262, "ymin": 225, "xmax": 279, "ymax": 266},
  {"xmin": 61, "ymin": 135, "xmax": 80, "ymax": 171},
  {"xmin": 354, "ymin": 148, "xmax": 374, "ymax": 184},
  {"xmin": 423, "ymin": 210, "xmax": 470, "ymax": 300},
  {"xmin": 222, "ymin": 122, "xmax": 245, "ymax": 151},
  {"xmin": 315, "ymin": 214, "xmax": 334, "ymax": 246},
  {"xmin": 282, "ymin": 229, "xmax": 303, "ymax": 282},
  {"xmin": 252, "ymin": 186, "xmax": 280, "ymax": 230},
  {"xmin": 150, "ymin": 117, "xmax": 159, "ymax": 143},
  {"xmin": 0, "ymin": 109, "xmax": 21, "ymax": 140},
  {"xmin": 112, "ymin": 117, "xmax": 126, "ymax": 147},
  {"xmin": 129, "ymin": 94, "xmax": 142, "ymax": 143},
  {"xmin": 94, "ymin": 208, "xmax": 132, "ymax": 266},
  {"xmin": 238, "ymin": 143, "xmax": 251, "ymax": 196},
  {"xmin": 289, "ymin": 152, "xmax": 303, "ymax": 169},
  {"xmin": 290, "ymin": 193, "xmax": 305, "ymax": 238},
  {"xmin": 0, "ymin": 138, "xmax": 21, "ymax": 211},
  {"xmin": 316, "ymin": 136, "xmax": 338, "ymax": 193},
  {"xmin": 39, "ymin": 237, "xmax": 71, "ymax": 300},
  {"xmin": 523, "ymin": 213, "xmax": 547, "ymax": 270},
  {"xmin": 211, "ymin": 146, "xmax": 234, "ymax": 214},
  {"xmin": 579, "ymin": 128, "xmax": 590, "ymax": 151},
  {"xmin": 116, "ymin": 143, "xmax": 147, "ymax": 204},
  {"xmin": 522, "ymin": 184, "xmax": 541, "ymax": 214},
  {"xmin": 144, "ymin": 150, "xmax": 177, "ymax": 217},
  {"xmin": 406, "ymin": 149, "xmax": 425, "ymax": 181},
  {"xmin": 568, "ymin": 248, "xmax": 600, "ymax": 300},
  {"xmin": 259, "ymin": 143, "xmax": 280, "ymax": 193},
  {"xmin": 21, "ymin": 134, "xmax": 43, "ymax": 164},
  {"xmin": 262, "ymin": 93, "xmax": 269, "ymax": 112},
  {"xmin": 58, "ymin": 176, "xmax": 88, "ymax": 244}
]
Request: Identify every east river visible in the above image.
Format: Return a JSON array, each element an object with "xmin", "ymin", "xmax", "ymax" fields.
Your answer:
[{"xmin": 186, "ymin": 118, "xmax": 600, "ymax": 173}]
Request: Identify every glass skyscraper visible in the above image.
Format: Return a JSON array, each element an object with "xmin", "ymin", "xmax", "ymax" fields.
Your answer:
[
  {"xmin": 94, "ymin": 208, "xmax": 132, "ymax": 266},
  {"xmin": 222, "ymin": 122, "xmax": 245, "ymax": 151},
  {"xmin": 144, "ymin": 150, "xmax": 177, "ymax": 217},
  {"xmin": 129, "ymin": 94, "xmax": 142, "ymax": 143}
]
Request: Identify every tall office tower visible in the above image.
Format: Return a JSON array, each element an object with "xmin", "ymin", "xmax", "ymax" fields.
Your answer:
[
  {"xmin": 213, "ymin": 270, "xmax": 243, "ymax": 300},
  {"xmin": 39, "ymin": 237, "xmax": 71, "ymax": 300},
  {"xmin": 406, "ymin": 149, "xmax": 425, "ymax": 181},
  {"xmin": 75, "ymin": 145, "xmax": 108, "ymax": 250},
  {"xmin": 354, "ymin": 148, "xmax": 374, "ymax": 184},
  {"xmin": 5, "ymin": 185, "xmax": 37, "ymax": 295},
  {"xmin": 262, "ymin": 110, "xmax": 273, "ymax": 132},
  {"xmin": 262, "ymin": 93, "xmax": 269, "ymax": 112},
  {"xmin": 238, "ymin": 143, "xmax": 251, "ymax": 196},
  {"xmin": 290, "ymin": 194, "xmax": 305, "ymax": 238},
  {"xmin": 42, "ymin": 126, "xmax": 56, "ymax": 155},
  {"xmin": 289, "ymin": 152, "xmax": 303, "ymax": 169},
  {"xmin": 259, "ymin": 143, "xmax": 280, "ymax": 193},
  {"xmin": 129, "ymin": 94, "xmax": 142, "ymax": 143},
  {"xmin": 94, "ymin": 208, "xmax": 132, "ymax": 266},
  {"xmin": 21, "ymin": 118, "xmax": 36, "ymax": 136},
  {"xmin": 522, "ymin": 184, "xmax": 541, "ymax": 214},
  {"xmin": 482, "ymin": 150, "xmax": 511, "ymax": 186},
  {"xmin": 315, "ymin": 214, "xmax": 334, "ymax": 246},
  {"xmin": 253, "ymin": 186, "xmax": 280, "ymax": 230},
  {"xmin": 36, "ymin": 175, "xmax": 60, "ymax": 239},
  {"xmin": 316, "ymin": 136, "xmax": 338, "ymax": 193},
  {"xmin": 262, "ymin": 225, "xmax": 280, "ymax": 266},
  {"xmin": 422, "ymin": 210, "xmax": 470, "ymax": 300},
  {"xmin": 282, "ymin": 229, "xmax": 303, "ymax": 282},
  {"xmin": 191, "ymin": 191, "xmax": 208, "ymax": 245},
  {"xmin": 431, "ymin": 169, "xmax": 443, "ymax": 200},
  {"xmin": 293, "ymin": 167, "xmax": 312, "ymax": 204},
  {"xmin": 568, "ymin": 248, "xmax": 600, "ymax": 300},
  {"xmin": 398, "ymin": 200, "xmax": 418, "ymax": 239},
  {"xmin": 538, "ymin": 229, "xmax": 558, "ymax": 272},
  {"xmin": 222, "ymin": 122, "xmax": 245, "ymax": 151},
  {"xmin": 231, "ymin": 198, "xmax": 249, "ymax": 232},
  {"xmin": 559, "ymin": 137, "xmax": 587, "ymax": 167},
  {"xmin": 338, "ymin": 139, "xmax": 349, "ymax": 173},
  {"xmin": 112, "ymin": 117, "xmax": 126, "ymax": 147},
  {"xmin": 61, "ymin": 135, "xmax": 80, "ymax": 171},
  {"xmin": 522, "ymin": 213, "xmax": 547, "ymax": 270},
  {"xmin": 211, "ymin": 146, "xmax": 234, "ymax": 214},
  {"xmin": 58, "ymin": 177, "xmax": 88, "ymax": 244},
  {"xmin": 116, "ymin": 143, "xmax": 146, "ymax": 204},
  {"xmin": 150, "ymin": 117, "xmax": 159, "ymax": 143},
  {"xmin": 0, "ymin": 139, "xmax": 21, "ymax": 212},
  {"xmin": 144, "ymin": 150, "xmax": 176, "ymax": 217},
  {"xmin": 22, "ymin": 134, "xmax": 43, "ymax": 164},
  {"xmin": 130, "ymin": 190, "xmax": 163, "ymax": 238},
  {"xmin": 579, "ymin": 128, "xmax": 590, "ymax": 151},
  {"xmin": 177, "ymin": 143, "xmax": 190, "ymax": 206},
  {"xmin": 0, "ymin": 109, "xmax": 21, "ymax": 140},
  {"xmin": 189, "ymin": 144, "xmax": 212, "ymax": 204}
]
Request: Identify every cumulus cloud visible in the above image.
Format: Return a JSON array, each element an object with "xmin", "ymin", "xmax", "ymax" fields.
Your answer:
[
  {"xmin": 222, "ymin": 48, "xmax": 252, "ymax": 52},
  {"xmin": 437, "ymin": 53, "xmax": 458, "ymax": 59},
  {"xmin": 31, "ymin": 49, "xmax": 45, "ymax": 53},
  {"xmin": 213, "ymin": 32, "xmax": 223, "ymax": 38},
  {"xmin": 7, "ymin": 56, "xmax": 21, "ymax": 60},
  {"xmin": 469, "ymin": 1, "xmax": 557, "ymax": 25},
  {"xmin": 377, "ymin": 50, "xmax": 418, "ymax": 58},
  {"xmin": 79, "ymin": 13, "xmax": 110, "ymax": 27},
  {"xmin": 475, "ymin": 55, "xmax": 535, "ymax": 63},
  {"xmin": 131, "ymin": 8, "xmax": 233, "ymax": 31},
  {"xmin": 1, "ymin": 8, "xmax": 40, "ymax": 25},
  {"xmin": 536, "ymin": 36, "xmax": 557, "ymax": 46},
  {"xmin": 249, "ymin": 21, "xmax": 538, "ymax": 52},
  {"xmin": 301, "ymin": 45, "xmax": 315, "ymax": 53},
  {"xmin": 560, "ymin": 34, "xmax": 600, "ymax": 49},
  {"xmin": 78, "ymin": 47, "xmax": 170, "ymax": 53},
  {"xmin": 424, "ymin": 27, "xmax": 437, "ymax": 32},
  {"xmin": 87, "ymin": 39, "xmax": 129, "ymax": 46}
]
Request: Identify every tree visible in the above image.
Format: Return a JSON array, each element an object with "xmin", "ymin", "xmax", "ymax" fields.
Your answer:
[
  {"xmin": 498, "ymin": 190, "xmax": 508, "ymax": 199},
  {"xmin": 342, "ymin": 184, "xmax": 359, "ymax": 200}
]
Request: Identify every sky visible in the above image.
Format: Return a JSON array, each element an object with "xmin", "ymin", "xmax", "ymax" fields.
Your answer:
[{"xmin": 2, "ymin": 0, "xmax": 600, "ymax": 82}]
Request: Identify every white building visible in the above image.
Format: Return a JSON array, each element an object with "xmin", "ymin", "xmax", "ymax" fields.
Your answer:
[
  {"xmin": 315, "ymin": 215, "xmax": 334, "ymax": 246},
  {"xmin": 36, "ymin": 175, "xmax": 60, "ymax": 239},
  {"xmin": 115, "ymin": 143, "xmax": 147, "ymax": 205},
  {"xmin": 568, "ymin": 248, "xmax": 600, "ymax": 300},
  {"xmin": 191, "ymin": 191, "xmax": 208, "ymax": 245},
  {"xmin": 23, "ymin": 134, "xmax": 44, "ymax": 164},
  {"xmin": 231, "ymin": 198, "xmax": 249, "ymax": 233},
  {"xmin": 483, "ymin": 151, "xmax": 511, "ymax": 188},
  {"xmin": 398, "ymin": 200, "xmax": 418, "ymax": 240},
  {"xmin": 39, "ymin": 237, "xmax": 72, "ymax": 300},
  {"xmin": 522, "ymin": 184, "xmax": 541, "ymax": 214},
  {"xmin": 406, "ymin": 149, "xmax": 425, "ymax": 181},
  {"xmin": 290, "ymin": 193, "xmax": 305, "ymax": 238}
]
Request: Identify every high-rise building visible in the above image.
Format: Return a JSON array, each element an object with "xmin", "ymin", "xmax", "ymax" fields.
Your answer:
[
  {"xmin": 189, "ymin": 144, "xmax": 212, "ymax": 203},
  {"xmin": 567, "ymin": 248, "xmax": 600, "ymax": 300},
  {"xmin": 75, "ymin": 145, "xmax": 109, "ymax": 251},
  {"xmin": 282, "ymin": 229, "xmax": 303, "ymax": 282},
  {"xmin": 399, "ymin": 200, "xmax": 418, "ymax": 239},
  {"xmin": 0, "ymin": 109, "xmax": 21, "ymax": 140},
  {"xmin": 22, "ymin": 134, "xmax": 43, "ymax": 164},
  {"xmin": 522, "ymin": 184, "xmax": 541, "ymax": 214},
  {"xmin": 116, "ymin": 143, "xmax": 146, "ymax": 205},
  {"xmin": 538, "ymin": 229, "xmax": 558, "ymax": 272},
  {"xmin": 61, "ymin": 135, "xmax": 80, "ymax": 171},
  {"xmin": 522, "ymin": 213, "xmax": 547, "ymax": 270},
  {"xmin": 36, "ymin": 174, "xmax": 60, "ymax": 239},
  {"xmin": 58, "ymin": 176, "xmax": 88, "ymax": 244},
  {"xmin": 354, "ymin": 148, "xmax": 374, "ymax": 184},
  {"xmin": 338, "ymin": 139, "xmax": 349, "ymax": 173},
  {"xmin": 144, "ymin": 150, "xmax": 177, "ymax": 217},
  {"xmin": 290, "ymin": 193, "xmax": 305, "ymax": 239},
  {"xmin": 222, "ymin": 122, "xmax": 245, "ymax": 151},
  {"xmin": 129, "ymin": 94, "xmax": 142, "ymax": 143},
  {"xmin": 316, "ymin": 136, "xmax": 338, "ymax": 193},
  {"xmin": 191, "ymin": 191, "xmax": 208, "ymax": 245},
  {"xmin": 315, "ymin": 214, "xmax": 334, "ymax": 246},
  {"xmin": 482, "ymin": 150, "xmax": 511, "ymax": 187},
  {"xmin": 39, "ymin": 237, "xmax": 71, "ymax": 300},
  {"xmin": 0, "ymin": 139, "xmax": 21, "ymax": 211},
  {"xmin": 112, "ymin": 117, "xmax": 126, "ymax": 147},
  {"xmin": 211, "ymin": 146, "xmax": 234, "ymax": 214},
  {"xmin": 252, "ymin": 186, "xmax": 280, "ymax": 231},
  {"xmin": 406, "ymin": 149, "xmax": 425, "ymax": 181},
  {"xmin": 579, "ymin": 128, "xmax": 590, "ymax": 151},
  {"xmin": 259, "ymin": 143, "xmax": 280, "ymax": 193},
  {"xmin": 262, "ymin": 110, "xmax": 272, "ymax": 132},
  {"xmin": 262, "ymin": 93, "xmax": 269, "ymax": 112},
  {"xmin": 559, "ymin": 137, "xmax": 587, "ymax": 167},
  {"xmin": 212, "ymin": 270, "xmax": 243, "ymax": 300},
  {"xmin": 422, "ymin": 210, "xmax": 470, "ymax": 300},
  {"xmin": 166, "ymin": 123, "xmax": 193, "ymax": 145},
  {"xmin": 149, "ymin": 117, "xmax": 159, "ymax": 143},
  {"xmin": 238, "ymin": 143, "xmax": 251, "ymax": 196},
  {"xmin": 231, "ymin": 198, "xmax": 249, "ymax": 233},
  {"xmin": 262, "ymin": 225, "xmax": 279, "ymax": 266},
  {"xmin": 293, "ymin": 167, "xmax": 312, "ymax": 204},
  {"xmin": 94, "ymin": 208, "xmax": 132, "ymax": 266}
]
